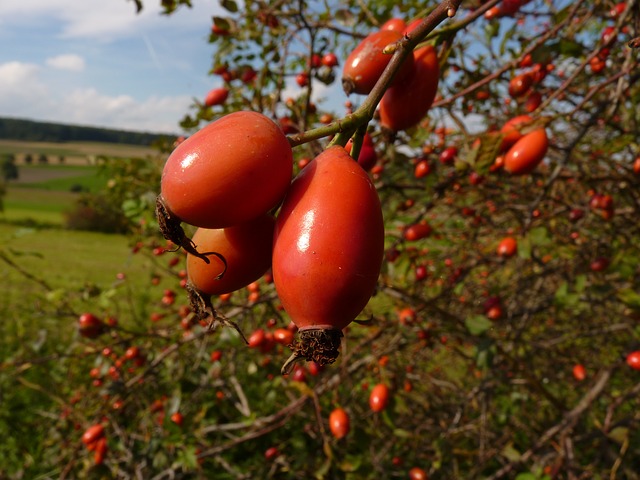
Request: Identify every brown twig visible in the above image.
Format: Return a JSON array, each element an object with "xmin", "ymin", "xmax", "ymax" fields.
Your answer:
[{"xmin": 487, "ymin": 366, "xmax": 614, "ymax": 480}]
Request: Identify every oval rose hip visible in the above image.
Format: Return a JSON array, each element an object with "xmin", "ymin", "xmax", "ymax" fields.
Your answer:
[
  {"xmin": 379, "ymin": 45, "xmax": 439, "ymax": 132},
  {"xmin": 503, "ymin": 128, "xmax": 549, "ymax": 175},
  {"xmin": 204, "ymin": 87, "xmax": 229, "ymax": 107},
  {"xmin": 273, "ymin": 146, "xmax": 384, "ymax": 372},
  {"xmin": 186, "ymin": 213, "xmax": 275, "ymax": 296},
  {"xmin": 342, "ymin": 29, "xmax": 414, "ymax": 95},
  {"xmin": 157, "ymin": 111, "xmax": 293, "ymax": 259},
  {"xmin": 329, "ymin": 408, "xmax": 351, "ymax": 439}
]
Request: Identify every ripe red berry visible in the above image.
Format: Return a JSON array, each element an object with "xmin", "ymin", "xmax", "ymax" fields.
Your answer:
[
  {"xmin": 572, "ymin": 364, "xmax": 586, "ymax": 381},
  {"xmin": 626, "ymin": 351, "xmax": 640, "ymax": 370},
  {"xmin": 369, "ymin": 384, "xmax": 390, "ymax": 412}
]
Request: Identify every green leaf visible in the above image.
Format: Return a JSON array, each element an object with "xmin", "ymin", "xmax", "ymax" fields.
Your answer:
[
  {"xmin": 177, "ymin": 446, "xmax": 199, "ymax": 469},
  {"xmin": 501, "ymin": 443, "xmax": 521, "ymax": 462},
  {"xmin": 529, "ymin": 226, "xmax": 550, "ymax": 246},
  {"xmin": 607, "ymin": 426, "xmax": 629, "ymax": 444},
  {"xmin": 465, "ymin": 314, "xmax": 493, "ymax": 336},
  {"xmin": 339, "ymin": 455, "xmax": 362, "ymax": 472},
  {"xmin": 334, "ymin": 9, "xmax": 356, "ymax": 26},
  {"xmin": 555, "ymin": 281, "xmax": 580, "ymax": 307},
  {"xmin": 220, "ymin": 0, "xmax": 238, "ymax": 13},
  {"xmin": 617, "ymin": 289, "xmax": 640, "ymax": 310},
  {"xmin": 555, "ymin": 39, "xmax": 585, "ymax": 57},
  {"xmin": 515, "ymin": 474, "xmax": 537, "ymax": 480},
  {"xmin": 392, "ymin": 428, "xmax": 412, "ymax": 438},
  {"xmin": 605, "ymin": 134, "xmax": 636, "ymax": 154},
  {"xmin": 475, "ymin": 338, "xmax": 495, "ymax": 368}
]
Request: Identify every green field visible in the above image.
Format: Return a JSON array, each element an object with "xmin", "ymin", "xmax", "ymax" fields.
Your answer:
[
  {"xmin": 0, "ymin": 140, "xmax": 168, "ymax": 318},
  {"xmin": 0, "ymin": 223, "xmax": 150, "ymax": 291},
  {"xmin": 1, "ymin": 140, "xmax": 151, "ymax": 227}
]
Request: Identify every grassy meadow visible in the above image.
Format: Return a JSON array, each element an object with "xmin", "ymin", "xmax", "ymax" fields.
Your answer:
[
  {"xmin": 0, "ymin": 139, "xmax": 166, "ymax": 317},
  {"xmin": 1, "ymin": 139, "xmax": 155, "ymax": 227}
]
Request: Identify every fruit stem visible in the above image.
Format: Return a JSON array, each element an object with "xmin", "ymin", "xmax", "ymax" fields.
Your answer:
[
  {"xmin": 186, "ymin": 282, "xmax": 248, "ymax": 343},
  {"xmin": 280, "ymin": 327, "xmax": 344, "ymax": 375},
  {"xmin": 281, "ymin": 351, "xmax": 304, "ymax": 376},
  {"xmin": 155, "ymin": 195, "xmax": 228, "ymax": 272}
]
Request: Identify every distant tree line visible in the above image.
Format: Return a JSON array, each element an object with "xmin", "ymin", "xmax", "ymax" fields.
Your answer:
[
  {"xmin": 0, "ymin": 117, "xmax": 171, "ymax": 146},
  {"xmin": 1, "ymin": 154, "xmax": 18, "ymax": 181}
]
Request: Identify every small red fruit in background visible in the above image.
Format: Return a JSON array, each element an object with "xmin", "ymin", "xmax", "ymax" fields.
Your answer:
[
  {"xmin": 484, "ymin": 296, "xmax": 503, "ymax": 320},
  {"xmin": 369, "ymin": 384, "xmax": 390, "ymax": 412},
  {"xmin": 345, "ymin": 132, "xmax": 377, "ymax": 171},
  {"xmin": 211, "ymin": 23, "xmax": 230, "ymax": 36},
  {"xmin": 415, "ymin": 264, "xmax": 428, "ymax": 281},
  {"xmin": 601, "ymin": 26, "xmax": 617, "ymax": 45},
  {"xmin": 572, "ymin": 364, "xmax": 586, "ymax": 381},
  {"xmin": 398, "ymin": 307, "xmax": 417, "ymax": 325},
  {"xmin": 204, "ymin": 87, "xmax": 229, "ymax": 107},
  {"xmin": 589, "ymin": 55, "xmax": 606, "ymax": 74},
  {"xmin": 248, "ymin": 328, "xmax": 266, "ymax": 349},
  {"xmin": 379, "ymin": 45, "xmax": 439, "ymax": 132},
  {"xmin": 328, "ymin": 408, "xmax": 350, "ymax": 439},
  {"xmin": 321, "ymin": 52, "xmax": 339, "ymax": 68},
  {"xmin": 497, "ymin": 237, "xmax": 517, "ymax": 258},
  {"xmin": 626, "ymin": 351, "xmax": 640, "ymax": 370},
  {"xmin": 296, "ymin": 72, "xmax": 309, "ymax": 87},
  {"xmin": 240, "ymin": 66, "xmax": 257, "ymax": 84},
  {"xmin": 503, "ymin": 128, "xmax": 549, "ymax": 175},
  {"xmin": 524, "ymin": 90, "xmax": 542, "ymax": 113},
  {"xmin": 500, "ymin": 114, "xmax": 533, "ymax": 152},
  {"xmin": 124, "ymin": 346, "xmax": 140, "ymax": 360},
  {"xmin": 93, "ymin": 437, "xmax": 108, "ymax": 465},
  {"xmin": 82, "ymin": 424, "xmax": 105, "ymax": 446},
  {"xmin": 381, "ymin": 17, "xmax": 406, "ymax": 32},
  {"xmin": 589, "ymin": 257, "xmax": 610, "ymax": 272},
  {"xmin": 439, "ymin": 146, "xmax": 458, "ymax": 165},
  {"xmin": 342, "ymin": 29, "xmax": 414, "ymax": 95},
  {"xmin": 409, "ymin": 467, "xmax": 429, "ymax": 480},
  {"xmin": 610, "ymin": 2, "xmax": 626, "ymax": 17},
  {"xmin": 264, "ymin": 446, "xmax": 279, "ymax": 461},
  {"xmin": 508, "ymin": 73, "xmax": 533, "ymax": 98},
  {"xmin": 414, "ymin": 160, "xmax": 431, "ymax": 178},
  {"xmin": 569, "ymin": 208, "xmax": 584, "ymax": 222},
  {"xmin": 78, "ymin": 313, "xmax": 104, "ymax": 339},
  {"xmin": 170, "ymin": 411, "xmax": 184, "ymax": 426},
  {"xmin": 273, "ymin": 328, "xmax": 294, "ymax": 346},
  {"xmin": 291, "ymin": 365, "xmax": 307, "ymax": 383},
  {"xmin": 403, "ymin": 221, "xmax": 432, "ymax": 241}
]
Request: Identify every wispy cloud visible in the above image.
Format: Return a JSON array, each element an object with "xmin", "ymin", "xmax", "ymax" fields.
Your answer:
[
  {"xmin": 46, "ymin": 54, "xmax": 85, "ymax": 72},
  {"xmin": 0, "ymin": 61, "xmax": 188, "ymax": 133},
  {"xmin": 0, "ymin": 0, "xmax": 221, "ymax": 40},
  {"xmin": 0, "ymin": 1, "xmax": 226, "ymax": 132}
]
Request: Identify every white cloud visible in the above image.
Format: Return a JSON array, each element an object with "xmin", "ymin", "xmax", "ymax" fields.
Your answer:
[
  {"xmin": 0, "ymin": 61, "xmax": 41, "ymax": 87},
  {"xmin": 0, "ymin": 61, "xmax": 48, "ymax": 105},
  {"xmin": 0, "ymin": 1, "xmax": 223, "ymax": 133},
  {"xmin": 59, "ymin": 88, "xmax": 191, "ymax": 133},
  {"xmin": 0, "ymin": 0, "xmax": 220, "ymax": 41},
  {"xmin": 0, "ymin": 61, "xmax": 188, "ymax": 133},
  {"xmin": 46, "ymin": 54, "xmax": 85, "ymax": 72}
]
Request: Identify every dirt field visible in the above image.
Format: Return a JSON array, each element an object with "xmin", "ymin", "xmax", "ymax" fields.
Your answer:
[
  {"xmin": 9, "ymin": 165, "xmax": 92, "ymax": 184},
  {"xmin": 0, "ymin": 139, "xmax": 157, "ymax": 166}
]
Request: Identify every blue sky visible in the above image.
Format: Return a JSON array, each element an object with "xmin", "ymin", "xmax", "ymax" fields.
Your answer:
[{"xmin": 0, "ymin": 0, "xmax": 228, "ymax": 134}]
